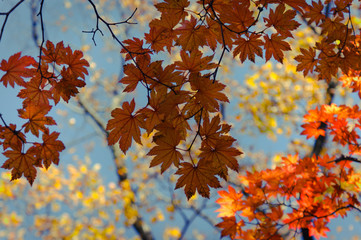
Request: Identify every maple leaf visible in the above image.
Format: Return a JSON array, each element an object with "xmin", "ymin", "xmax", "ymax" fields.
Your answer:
[
  {"xmin": 301, "ymin": 122, "xmax": 326, "ymax": 139},
  {"xmin": 199, "ymin": 138, "xmax": 242, "ymax": 180},
  {"xmin": 138, "ymin": 91, "xmax": 165, "ymax": 133},
  {"xmin": 233, "ymin": 34, "xmax": 263, "ymax": 63},
  {"xmin": 264, "ymin": 34, "xmax": 291, "ymax": 63},
  {"xmin": 18, "ymin": 74, "xmax": 53, "ymax": 107},
  {"xmin": 215, "ymin": 216, "xmax": 239, "ymax": 239},
  {"xmin": 42, "ymin": 41, "xmax": 65, "ymax": 64},
  {"xmin": 145, "ymin": 26, "xmax": 174, "ymax": 53},
  {"xmin": 106, "ymin": 99, "xmax": 144, "ymax": 154},
  {"xmin": 282, "ymin": 0, "xmax": 309, "ymax": 13},
  {"xmin": 155, "ymin": 0, "xmax": 189, "ymax": 21},
  {"xmin": 0, "ymin": 124, "xmax": 25, "ymax": 150},
  {"xmin": 0, "ymin": 52, "xmax": 36, "ymax": 87},
  {"xmin": 147, "ymin": 130, "xmax": 183, "ymax": 173},
  {"xmin": 224, "ymin": 2, "xmax": 254, "ymax": 32},
  {"xmin": 189, "ymin": 73, "xmax": 229, "ymax": 112},
  {"xmin": 120, "ymin": 59, "xmax": 158, "ymax": 92},
  {"xmin": 304, "ymin": 1, "xmax": 325, "ymax": 25},
  {"xmin": 175, "ymin": 159, "xmax": 221, "ymax": 199},
  {"xmin": 176, "ymin": 50, "xmax": 217, "ymax": 73},
  {"xmin": 175, "ymin": 16, "xmax": 207, "ymax": 51},
  {"xmin": 121, "ymin": 37, "xmax": 151, "ymax": 61},
  {"xmin": 264, "ymin": 4, "xmax": 300, "ymax": 38},
  {"xmin": 52, "ymin": 68, "xmax": 86, "ymax": 103},
  {"xmin": 2, "ymin": 147, "xmax": 39, "ymax": 185},
  {"xmin": 32, "ymin": 132, "xmax": 65, "ymax": 169},
  {"xmin": 62, "ymin": 47, "xmax": 89, "ymax": 79},
  {"xmin": 18, "ymin": 105, "xmax": 56, "ymax": 137},
  {"xmin": 216, "ymin": 185, "xmax": 243, "ymax": 217},
  {"xmin": 199, "ymin": 115, "xmax": 232, "ymax": 147},
  {"xmin": 295, "ymin": 47, "xmax": 318, "ymax": 76}
]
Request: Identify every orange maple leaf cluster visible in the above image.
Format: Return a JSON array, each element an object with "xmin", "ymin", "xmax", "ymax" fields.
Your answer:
[
  {"xmin": 216, "ymin": 154, "xmax": 361, "ymax": 239},
  {"xmin": 0, "ymin": 41, "xmax": 89, "ymax": 185},
  {"xmin": 295, "ymin": 2, "xmax": 361, "ymax": 82},
  {"xmin": 107, "ymin": 0, "xmax": 317, "ymax": 199}
]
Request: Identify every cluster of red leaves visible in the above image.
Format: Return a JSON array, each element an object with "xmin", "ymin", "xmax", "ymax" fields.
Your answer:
[
  {"xmin": 295, "ymin": 1, "xmax": 361, "ymax": 82},
  {"xmin": 301, "ymin": 103, "xmax": 361, "ymax": 154},
  {"xmin": 107, "ymin": 0, "xmax": 315, "ymax": 199},
  {"xmin": 216, "ymin": 154, "xmax": 361, "ymax": 239},
  {"xmin": 213, "ymin": 0, "xmax": 361, "ymax": 239},
  {"xmin": 0, "ymin": 41, "xmax": 89, "ymax": 185}
]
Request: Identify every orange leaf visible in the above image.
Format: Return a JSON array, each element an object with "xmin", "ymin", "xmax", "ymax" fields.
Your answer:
[
  {"xmin": 199, "ymin": 115, "xmax": 232, "ymax": 147},
  {"xmin": 32, "ymin": 132, "xmax": 65, "ymax": 169},
  {"xmin": 155, "ymin": 0, "xmax": 189, "ymax": 21},
  {"xmin": 233, "ymin": 34, "xmax": 263, "ymax": 63},
  {"xmin": 175, "ymin": 16, "xmax": 207, "ymax": 51},
  {"xmin": 215, "ymin": 216, "xmax": 239, "ymax": 239},
  {"xmin": 301, "ymin": 122, "xmax": 326, "ymax": 139},
  {"xmin": 138, "ymin": 91, "xmax": 165, "ymax": 133},
  {"xmin": 175, "ymin": 159, "xmax": 221, "ymax": 199},
  {"xmin": 264, "ymin": 34, "xmax": 291, "ymax": 63},
  {"xmin": 0, "ymin": 52, "xmax": 36, "ymax": 87},
  {"xmin": 18, "ymin": 105, "xmax": 56, "ymax": 137},
  {"xmin": 147, "ymin": 130, "xmax": 183, "ymax": 173},
  {"xmin": 199, "ymin": 138, "xmax": 242, "ymax": 180},
  {"xmin": 295, "ymin": 47, "xmax": 318, "ymax": 76},
  {"xmin": 0, "ymin": 124, "xmax": 25, "ymax": 150},
  {"xmin": 106, "ymin": 99, "xmax": 143, "ymax": 154},
  {"xmin": 18, "ymin": 74, "xmax": 53, "ymax": 107},
  {"xmin": 2, "ymin": 147, "xmax": 39, "ymax": 185},
  {"xmin": 42, "ymin": 41, "xmax": 65, "ymax": 64},
  {"xmin": 189, "ymin": 73, "xmax": 229, "ymax": 112},
  {"xmin": 176, "ymin": 50, "xmax": 217, "ymax": 73},
  {"xmin": 264, "ymin": 4, "xmax": 300, "ymax": 38},
  {"xmin": 62, "ymin": 47, "xmax": 89, "ymax": 79},
  {"xmin": 304, "ymin": 1, "xmax": 325, "ymax": 25},
  {"xmin": 52, "ymin": 68, "xmax": 86, "ymax": 103}
]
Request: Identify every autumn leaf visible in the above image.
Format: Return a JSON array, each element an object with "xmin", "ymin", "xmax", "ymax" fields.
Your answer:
[
  {"xmin": 295, "ymin": 47, "xmax": 318, "ymax": 76},
  {"xmin": 199, "ymin": 138, "xmax": 242, "ymax": 180},
  {"xmin": 301, "ymin": 122, "xmax": 326, "ymax": 139},
  {"xmin": 199, "ymin": 115, "xmax": 232, "ymax": 147},
  {"xmin": 18, "ymin": 105, "xmax": 56, "ymax": 137},
  {"xmin": 106, "ymin": 99, "xmax": 144, "ymax": 154},
  {"xmin": 264, "ymin": 4, "xmax": 300, "ymax": 38},
  {"xmin": 216, "ymin": 185, "xmax": 243, "ymax": 218},
  {"xmin": 175, "ymin": 159, "xmax": 221, "ymax": 199},
  {"xmin": 32, "ymin": 132, "xmax": 65, "ymax": 169},
  {"xmin": 138, "ymin": 91, "xmax": 165, "ymax": 133},
  {"xmin": 304, "ymin": 1, "xmax": 325, "ymax": 25},
  {"xmin": 189, "ymin": 73, "xmax": 229, "ymax": 112},
  {"xmin": 0, "ymin": 124, "xmax": 25, "ymax": 150},
  {"xmin": 215, "ymin": 216, "xmax": 239, "ymax": 239},
  {"xmin": 233, "ymin": 34, "xmax": 263, "ymax": 63},
  {"xmin": 18, "ymin": 74, "xmax": 53, "ymax": 107},
  {"xmin": 264, "ymin": 34, "xmax": 291, "ymax": 63},
  {"xmin": 62, "ymin": 47, "xmax": 89, "ymax": 79},
  {"xmin": 155, "ymin": 0, "xmax": 189, "ymax": 21},
  {"xmin": 175, "ymin": 50, "xmax": 217, "ymax": 73},
  {"xmin": 175, "ymin": 16, "xmax": 207, "ymax": 51},
  {"xmin": 121, "ymin": 37, "xmax": 151, "ymax": 61},
  {"xmin": 147, "ymin": 130, "xmax": 183, "ymax": 173},
  {"xmin": 52, "ymin": 68, "xmax": 86, "ymax": 103},
  {"xmin": 2, "ymin": 147, "xmax": 39, "ymax": 185},
  {"xmin": 0, "ymin": 52, "xmax": 36, "ymax": 87},
  {"xmin": 42, "ymin": 41, "xmax": 65, "ymax": 64}
]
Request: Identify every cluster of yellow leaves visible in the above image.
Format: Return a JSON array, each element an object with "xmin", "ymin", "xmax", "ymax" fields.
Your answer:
[{"xmin": 0, "ymin": 161, "xmax": 126, "ymax": 239}]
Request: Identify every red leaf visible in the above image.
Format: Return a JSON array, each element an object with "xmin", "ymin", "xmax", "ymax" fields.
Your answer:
[{"xmin": 0, "ymin": 53, "xmax": 36, "ymax": 87}]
